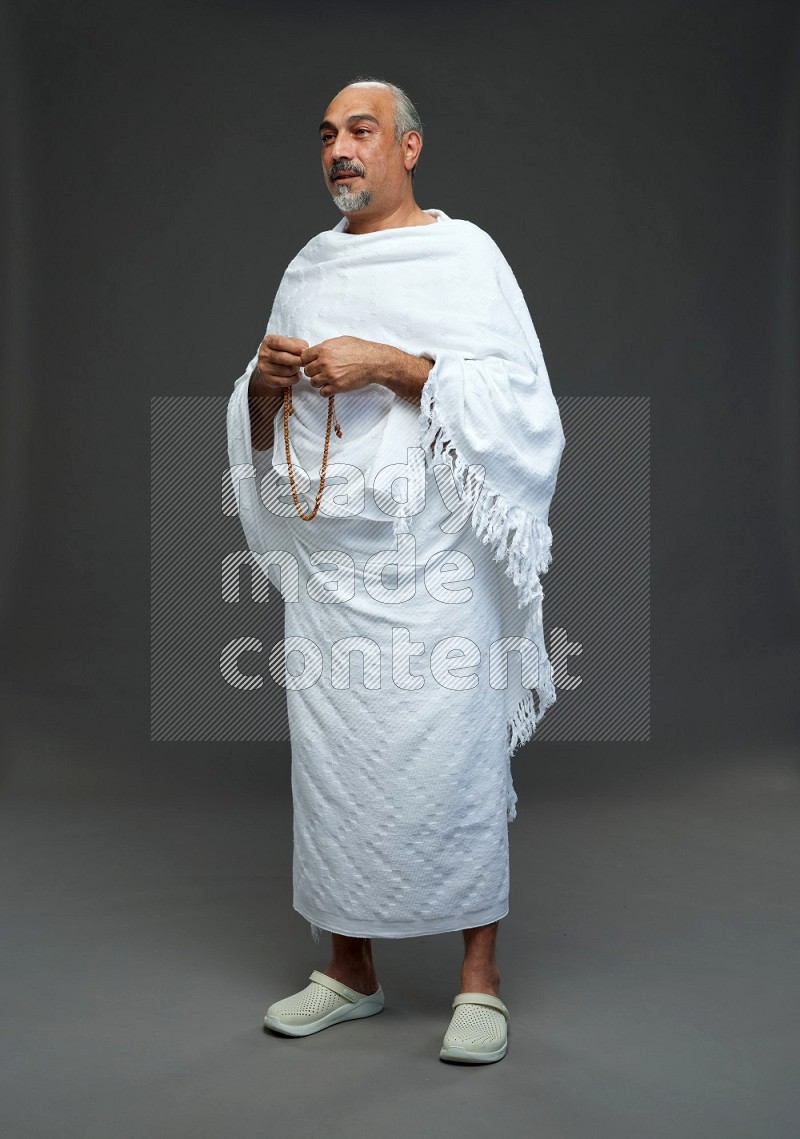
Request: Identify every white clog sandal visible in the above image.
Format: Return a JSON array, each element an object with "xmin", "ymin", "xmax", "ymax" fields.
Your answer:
[
  {"xmin": 263, "ymin": 969, "xmax": 385, "ymax": 1037},
  {"xmin": 439, "ymin": 992, "xmax": 510, "ymax": 1063}
]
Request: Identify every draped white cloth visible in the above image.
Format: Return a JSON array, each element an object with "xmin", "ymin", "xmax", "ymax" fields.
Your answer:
[{"xmin": 226, "ymin": 208, "xmax": 565, "ymax": 940}]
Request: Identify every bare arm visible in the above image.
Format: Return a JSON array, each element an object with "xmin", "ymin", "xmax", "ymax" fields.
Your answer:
[
  {"xmin": 248, "ymin": 367, "xmax": 283, "ymax": 452},
  {"xmin": 298, "ymin": 336, "xmax": 433, "ymax": 406},
  {"xmin": 375, "ymin": 346, "xmax": 434, "ymax": 406}
]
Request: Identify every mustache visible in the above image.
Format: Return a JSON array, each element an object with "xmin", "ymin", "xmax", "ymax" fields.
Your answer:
[{"xmin": 330, "ymin": 163, "xmax": 365, "ymax": 179}]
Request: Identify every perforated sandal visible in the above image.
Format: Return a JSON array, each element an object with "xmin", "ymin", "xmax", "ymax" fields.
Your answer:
[
  {"xmin": 263, "ymin": 969, "xmax": 385, "ymax": 1037},
  {"xmin": 439, "ymin": 992, "xmax": 510, "ymax": 1063}
]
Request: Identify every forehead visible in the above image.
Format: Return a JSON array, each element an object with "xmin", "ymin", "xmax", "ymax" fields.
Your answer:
[{"xmin": 321, "ymin": 84, "xmax": 393, "ymax": 125}]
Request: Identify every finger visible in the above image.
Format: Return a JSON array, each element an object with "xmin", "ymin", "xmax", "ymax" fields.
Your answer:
[
  {"xmin": 257, "ymin": 371, "xmax": 299, "ymax": 388},
  {"xmin": 254, "ymin": 368, "xmax": 300, "ymax": 390},
  {"xmin": 266, "ymin": 332, "xmax": 309, "ymax": 348},
  {"xmin": 299, "ymin": 346, "xmax": 320, "ymax": 366},
  {"xmin": 263, "ymin": 349, "xmax": 304, "ymax": 368},
  {"xmin": 259, "ymin": 359, "xmax": 301, "ymax": 378},
  {"xmin": 250, "ymin": 373, "xmax": 291, "ymax": 396},
  {"xmin": 259, "ymin": 350, "xmax": 303, "ymax": 373},
  {"xmin": 266, "ymin": 334, "xmax": 309, "ymax": 354}
]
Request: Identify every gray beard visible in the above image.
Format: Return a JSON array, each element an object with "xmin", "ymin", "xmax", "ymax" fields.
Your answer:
[{"xmin": 332, "ymin": 184, "xmax": 372, "ymax": 212}]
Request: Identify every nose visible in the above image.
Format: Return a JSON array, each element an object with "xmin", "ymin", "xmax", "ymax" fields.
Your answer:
[{"xmin": 329, "ymin": 134, "xmax": 354, "ymax": 166}]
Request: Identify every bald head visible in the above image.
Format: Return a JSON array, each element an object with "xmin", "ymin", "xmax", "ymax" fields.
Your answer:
[{"xmin": 340, "ymin": 79, "xmax": 423, "ymax": 151}]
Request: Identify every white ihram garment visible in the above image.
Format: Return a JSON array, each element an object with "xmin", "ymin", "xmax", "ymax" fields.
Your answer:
[{"xmin": 227, "ymin": 209, "xmax": 565, "ymax": 940}]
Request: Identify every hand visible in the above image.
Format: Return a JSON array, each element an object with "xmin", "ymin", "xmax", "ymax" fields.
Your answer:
[
  {"xmin": 299, "ymin": 336, "xmax": 392, "ymax": 397},
  {"xmin": 251, "ymin": 334, "xmax": 309, "ymax": 395}
]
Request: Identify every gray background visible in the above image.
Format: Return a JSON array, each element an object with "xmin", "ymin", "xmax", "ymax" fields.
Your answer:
[{"xmin": 1, "ymin": 1, "xmax": 798, "ymax": 1137}]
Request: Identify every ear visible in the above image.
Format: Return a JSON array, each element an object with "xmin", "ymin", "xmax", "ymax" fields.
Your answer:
[{"xmin": 403, "ymin": 129, "xmax": 422, "ymax": 175}]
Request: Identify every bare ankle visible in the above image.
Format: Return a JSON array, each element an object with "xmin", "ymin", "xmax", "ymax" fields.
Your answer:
[
  {"xmin": 460, "ymin": 961, "xmax": 501, "ymax": 996},
  {"xmin": 324, "ymin": 963, "xmax": 379, "ymax": 993},
  {"xmin": 324, "ymin": 936, "xmax": 378, "ymax": 992}
]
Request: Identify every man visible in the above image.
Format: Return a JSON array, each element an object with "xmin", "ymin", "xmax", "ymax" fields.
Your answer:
[{"xmin": 226, "ymin": 77, "xmax": 565, "ymax": 1063}]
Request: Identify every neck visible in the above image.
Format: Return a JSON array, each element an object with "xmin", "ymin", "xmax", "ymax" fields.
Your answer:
[{"xmin": 343, "ymin": 199, "xmax": 435, "ymax": 234}]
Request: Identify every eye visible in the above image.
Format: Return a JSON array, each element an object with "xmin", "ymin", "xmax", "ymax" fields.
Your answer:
[{"xmin": 354, "ymin": 128, "xmax": 370, "ymax": 135}]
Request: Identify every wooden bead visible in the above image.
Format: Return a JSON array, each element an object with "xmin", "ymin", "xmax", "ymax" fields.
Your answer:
[{"xmin": 282, "ymin": 388, "xmax": 343, "ymax": 522}]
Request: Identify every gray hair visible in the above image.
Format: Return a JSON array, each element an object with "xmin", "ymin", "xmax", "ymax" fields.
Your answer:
[{"xmin": 343, "ymin": 76, "xmax": 423, "ymax": 179}]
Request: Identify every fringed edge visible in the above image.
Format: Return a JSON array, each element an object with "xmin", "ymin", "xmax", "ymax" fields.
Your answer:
[
  {"xmin": 413, "ymin": 368, "xmax": 559, "ymax": 824},
  {"xmin": 309, "ymin": 922, "xmax": 321, "ymax": 944},
  {"xmin": 503, "ymin": 601, "xmax": 558, "ymax": 821},
  {"xmin": 416, "ymin": 386, "xmax": 554, "ymax": 604}
]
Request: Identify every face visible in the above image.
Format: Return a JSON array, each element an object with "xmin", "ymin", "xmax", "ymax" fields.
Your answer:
[{"xmin": 319, "ymin": 84, "xmax": 414, "ymax": 215}]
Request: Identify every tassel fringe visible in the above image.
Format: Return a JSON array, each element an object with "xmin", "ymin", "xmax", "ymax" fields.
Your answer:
[{"xmin": 413, "ymin": 370, "xmax": 558, "ymax": 824}]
